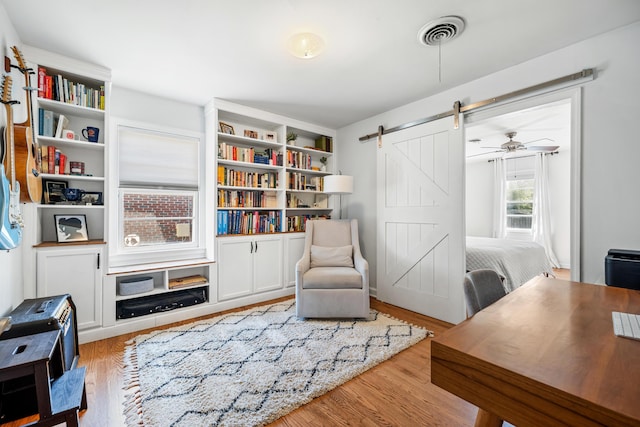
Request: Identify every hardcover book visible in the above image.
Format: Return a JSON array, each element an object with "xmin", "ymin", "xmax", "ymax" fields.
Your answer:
[{"xmin": 54, "ymin": 114, "xmax": 69, "ymax": 139}]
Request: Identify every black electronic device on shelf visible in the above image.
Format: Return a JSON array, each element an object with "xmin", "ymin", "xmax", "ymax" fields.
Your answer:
[
  {"xmin": 116, "ymin": 286, "xmax": 208, "ymax": 319},
  {"xmin": 605, "ymin": 249, "xmax": 640, "ymax": 290}
]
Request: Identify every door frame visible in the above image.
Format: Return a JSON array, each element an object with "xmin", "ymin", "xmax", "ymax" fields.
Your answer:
[{"xmin": 464, "ymin": 87, "xmax": 581, "ymax": 281}]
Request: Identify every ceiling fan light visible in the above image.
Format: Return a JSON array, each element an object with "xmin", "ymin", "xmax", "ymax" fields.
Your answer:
[{"xmin": 287, "ymin": 32, "xmax": 325, "ymax": 59}]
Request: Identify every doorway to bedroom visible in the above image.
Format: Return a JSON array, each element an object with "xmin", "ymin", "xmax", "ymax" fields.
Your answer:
[{"xmin": 464, "ymin": 89, "xmax": 581, "ymax": 283}]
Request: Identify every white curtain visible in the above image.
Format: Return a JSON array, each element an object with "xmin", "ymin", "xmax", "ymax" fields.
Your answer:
[
  {"xmin": 492, "ymin": 158, "xmax": 506, "ymax": 239},
  {"xmin": 533, "ymin": 153, "xmax": 560, "ymax": 267}
]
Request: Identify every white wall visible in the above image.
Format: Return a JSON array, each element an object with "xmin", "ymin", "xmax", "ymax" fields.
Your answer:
[
  {"xmin": 337, "ymin": 22, "xmax": 640, "ymax": 289},
  {"xmin": 465, "ymin": 160, "xmax": 494, "ymax": 237},
  {"xmin": 0, "ymin": 3, "xmax": 25, "ymax": 316},
  {"xmin": 548, "ymin": 150, "xmax": 571, "ymax": 268},
  {"xmin": 110, "ymin": 86, "xmax": 204, "ymax": 132}
]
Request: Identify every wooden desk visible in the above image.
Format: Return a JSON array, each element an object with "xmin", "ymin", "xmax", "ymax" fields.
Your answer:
[{"xmin": 431, "ymin": 276, "xmax": 640, "ymax": 427}]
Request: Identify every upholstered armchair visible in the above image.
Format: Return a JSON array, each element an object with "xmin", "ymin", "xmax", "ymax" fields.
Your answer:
[{"xmin": 295, "ymin": 219, "xmax": 370, "ymax": 318}]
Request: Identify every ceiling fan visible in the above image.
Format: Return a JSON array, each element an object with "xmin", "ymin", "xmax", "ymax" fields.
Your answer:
[{"xmin": 468, "ymin": 131, "xmax": 560, "ymax": 158}]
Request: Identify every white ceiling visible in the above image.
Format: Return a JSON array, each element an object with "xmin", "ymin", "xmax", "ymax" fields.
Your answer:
[{"xmin": 2, "ymin": 0, "xmax": 640, "ymax": 132}]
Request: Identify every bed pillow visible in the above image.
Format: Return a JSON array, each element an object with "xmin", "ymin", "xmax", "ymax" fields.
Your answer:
[{"xmin": 310, "ymin": 245, "xmax": 354, "ymax": 268}]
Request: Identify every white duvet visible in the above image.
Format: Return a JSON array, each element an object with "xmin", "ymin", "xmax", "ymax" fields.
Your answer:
[{"xmin": 466, "ymin": 236, "xmax": 554, "ymax": 292}]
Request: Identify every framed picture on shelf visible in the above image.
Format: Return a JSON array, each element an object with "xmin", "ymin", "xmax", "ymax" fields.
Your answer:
[
  {"xmin": 81, "ymin": 191, "xmax": 103, "ymax": 205},
  {"xmin": 244, "ymin": 129, "xmax": 259, "ymax": 139},
  {"xmin": 219, "ymin": 122, "xmax": 234, "ymax": 135},
  {"xmin": 43, "ymin": 179, "xmax": 68, "ymax": 204},
  {"xmin": 54, "ymin": 214, "xmax": 89, "ymax": 243},
  {"xmin": 264, "ymin": 131, "xmax": 277, "ymax": 142}
]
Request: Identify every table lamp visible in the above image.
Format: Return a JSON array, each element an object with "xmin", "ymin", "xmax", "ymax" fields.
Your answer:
[{"xmin": 323, "ymin": 174, "xmax": 353, "ymax": 219}]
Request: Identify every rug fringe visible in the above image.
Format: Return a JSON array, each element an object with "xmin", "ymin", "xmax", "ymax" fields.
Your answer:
[
  {"xmin": 122, "ymin": 342, "xmax": 144, "ymax": 426},
  {"xmin": 372, "ymin": 309, "xmax": 435, "ymax": 337}
]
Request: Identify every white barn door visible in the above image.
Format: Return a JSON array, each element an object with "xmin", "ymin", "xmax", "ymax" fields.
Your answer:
[{"xmin": 377, "ymin": 116, "xmax": 465, "ymax": 324}]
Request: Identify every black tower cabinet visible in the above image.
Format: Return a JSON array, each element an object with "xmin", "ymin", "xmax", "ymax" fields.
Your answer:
[
  {"xmin": 0, "ymin": 294, "xmax": 79, "ymax": 422},
  {"xmin": 605, "ymin": 249, "xmax": 640, "ymax": 290}
]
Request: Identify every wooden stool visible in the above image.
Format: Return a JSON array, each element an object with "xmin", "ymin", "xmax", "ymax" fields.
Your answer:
[{"xmin": 0, "ymin": 330, "xmax": 86, "ymax": 426}]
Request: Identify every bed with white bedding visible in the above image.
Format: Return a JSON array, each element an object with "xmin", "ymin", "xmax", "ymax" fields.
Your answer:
[{"xmin": 466, "ymin": 236, "xmax": 554, "ymax": 292}]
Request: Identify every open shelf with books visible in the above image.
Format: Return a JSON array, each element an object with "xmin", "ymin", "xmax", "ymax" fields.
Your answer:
[
  {"xmin": 214, "ymin": 105, "xmax": 286, "ymax": 236},
  {"xmin": 27, "ymin": 49, "xmax": 110, "ymax": 248},
  {"xmin": 209, "ymin": 100, "xmax": 337, "ymax": 236}
]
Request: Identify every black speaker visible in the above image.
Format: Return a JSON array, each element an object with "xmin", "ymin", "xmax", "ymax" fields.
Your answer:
[{"xmin": 605, "ymin": 249, "xmax": 640, "ymax": 290}]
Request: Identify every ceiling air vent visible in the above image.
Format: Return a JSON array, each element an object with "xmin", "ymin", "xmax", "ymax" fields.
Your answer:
[{"xmin": 418, "ymin": 16, "xmax": 465, "ymax": 46}]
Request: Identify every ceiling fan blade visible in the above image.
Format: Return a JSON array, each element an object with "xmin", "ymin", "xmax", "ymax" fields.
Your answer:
[
  {"xmin": 466, "ymin": 150, "xmax": 503, "ymax": 158},
  {"xmin": 526, "ymin": 145, "xmax": 560, "ymax": 152},
  {"xmin": 523, "ymin": 137, "xmax": 556, "ymax": 145}
]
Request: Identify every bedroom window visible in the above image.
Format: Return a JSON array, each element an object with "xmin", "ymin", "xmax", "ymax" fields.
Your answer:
[
  {"xmin": 505, "ymin": 157, "xmax": 535, "ymax": 232},
  {"xmin": 505, "ymin": 178, "xmax": 534, "ymax": 229}
]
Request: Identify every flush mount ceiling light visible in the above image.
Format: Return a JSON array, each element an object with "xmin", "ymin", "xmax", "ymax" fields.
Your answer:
[{"xmin": 287, "ymin": 32, "xmax": 325, "ymax": 59}]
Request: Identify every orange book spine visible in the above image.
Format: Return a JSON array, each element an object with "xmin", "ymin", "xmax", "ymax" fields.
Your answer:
[
  {"xmin": 59, "ymin": 153, "xmax": 67, "ymax": 175},
  {"xmin": 48, "ymin": 146, "xmax": 56, "ymax": 174}
]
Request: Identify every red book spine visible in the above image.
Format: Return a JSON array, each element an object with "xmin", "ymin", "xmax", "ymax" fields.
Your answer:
[
  {"xmin": 38, "ymin": 67, "xmax": 47, "ymax": 98},
  {"xmin": 45, "ymin": 75, "xmax": 53, "ymax": 99},
  {"xmin": 48, "ymin": 146, "xmax": 56, "ymax": 174},
  {"xmin": 59, "ymin": 153, "xmax": 67, "ymax": 175}
]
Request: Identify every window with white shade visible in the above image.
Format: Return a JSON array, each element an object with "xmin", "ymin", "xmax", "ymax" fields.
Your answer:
[
  {"xmin": 118, "ymin": 125, "xmax": 200, "ymax": 188},
  {"xmin": 505, "ymin": 156, "xmax": 535, "ymax": 234},
  {"xmin": 110, "ymin": 121, "xmax": 205, "ymax": 267}
]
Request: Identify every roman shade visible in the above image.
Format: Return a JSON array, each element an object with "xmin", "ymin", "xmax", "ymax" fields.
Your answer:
[{"xmin": 118, "ymin": 125, "xmax": 199, "ymax": 188}]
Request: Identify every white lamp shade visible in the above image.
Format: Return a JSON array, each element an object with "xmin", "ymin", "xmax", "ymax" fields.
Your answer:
[{"xmin": 323, "ymin": 175, "xmax": 353, "ymax": 194}]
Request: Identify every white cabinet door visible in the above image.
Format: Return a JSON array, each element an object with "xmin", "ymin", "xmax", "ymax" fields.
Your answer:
[
  {"xmin": 284, "ymin": 233, "xmax": 305, "ymax": 288},
  {"xmin": 217, "ymin": 237, "xmax": 254, "ymax": 301},
  {"xmin": 217, "ymin": 235, "xmax": 284, "ymax": 300},
  {"xmin": 36, "ymin": 245, "xmax": 103, "ymax": 330},
  {"xmin": 253, "ymin": 235, "xmax": 283, "ymax": 293}
]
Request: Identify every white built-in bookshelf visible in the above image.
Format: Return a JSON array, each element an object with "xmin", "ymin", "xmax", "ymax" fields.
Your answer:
[{"xmin": 209, "ymin": 100, "xmax": 336, "ymax": 235}]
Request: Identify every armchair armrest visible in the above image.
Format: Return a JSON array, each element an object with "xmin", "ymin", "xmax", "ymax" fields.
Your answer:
[
  {"xmin": 296, "ymin": 256, "xmax": 310, "ymax": 275},
  {"xmin": 353, "ymin": 252, "xmax": 369, "ymax": 291},
  {"xmin": 353, "ymin": 253, "xmax": 368, "ymax": 275},
  {"xmin": 295, "ymin": 251, "xmax": 311, "ymax": 289}
]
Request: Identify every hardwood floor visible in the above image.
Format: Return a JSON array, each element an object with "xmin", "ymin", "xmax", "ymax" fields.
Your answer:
[
  {"xmin": 1, "ymin": 297, "xmax": 478, "ymax": 427},
  {"xmin": 553, "ymin": 268, "xmax": 570, "ymax": 280}
]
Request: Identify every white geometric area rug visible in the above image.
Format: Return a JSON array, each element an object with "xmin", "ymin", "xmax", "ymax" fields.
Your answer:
[{"xmin": 123, "ymin": 299, "xmax": 431, "ymax": 427}]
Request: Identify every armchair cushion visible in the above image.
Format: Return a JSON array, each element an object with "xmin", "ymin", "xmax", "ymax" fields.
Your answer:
[
  {"xmin": 310, "ymin": 245, "xmax": 354, "ymax": 268},
  {"xmin": 302, "ymin": 267, "xmax": 363, "ymax": 289}
]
